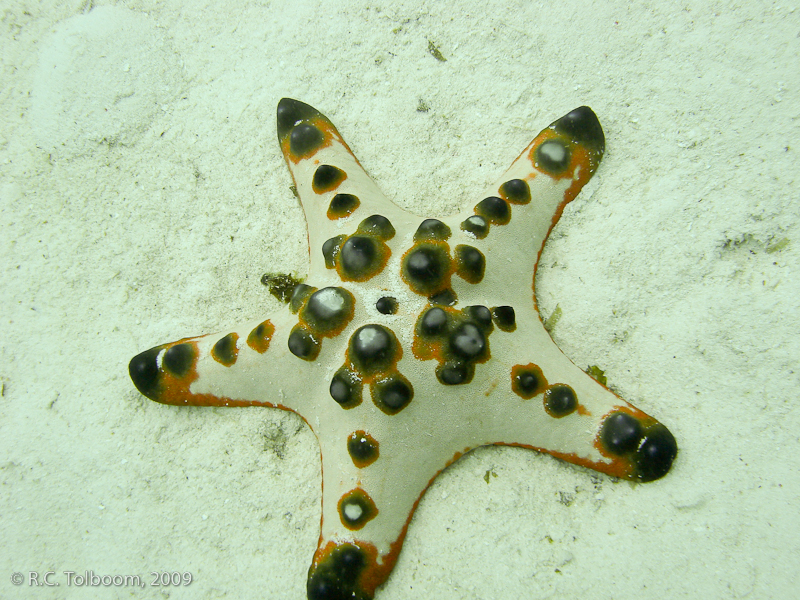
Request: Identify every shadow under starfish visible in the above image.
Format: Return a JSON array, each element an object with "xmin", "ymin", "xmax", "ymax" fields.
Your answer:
[{"xmin": 129, "ymin": 98, "xmax": 678, "ymax": 600}]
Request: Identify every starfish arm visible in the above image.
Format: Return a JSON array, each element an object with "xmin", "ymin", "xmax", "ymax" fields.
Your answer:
[
  {"xmin": 480, "ymin": 321, "xmax": 677, "ymax": 483},
  {"xmin": 277, "ymin": 98, "xmax": 416, "ymax": 280},
  {"xmin": 305, "ymin": 393, "xmax": 475, "ymax": 600},
  {"xmin": 128, "ymin": 308, "xmax": 320, "ymax": 413},
  {"xmin": 446, "ymin": 106, "xmax": 605, "ymax": 312}
]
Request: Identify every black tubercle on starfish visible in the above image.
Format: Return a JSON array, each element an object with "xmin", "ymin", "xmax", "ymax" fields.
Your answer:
[
  {"xmin": 635, "ymin": 425, "xmax": 678, "ymax": 482},
  {"xmin": 128, "ymin": 346, "xmax": 164, "ymax": 399},
  {"xmin": 341, "ymin": 325, "xmax": 413, "ymax": 414},
  {"xmin": 372, "ymin": 375, "xmax": 413, "ymax": 414},
  {"xmin": 535, "ymin": 140, "xmax": 571, "ymax": 174},
  {"xmin": 465, "ymin": 305, "xmax": 492, "ymax": 328},
  {"xmin": 601, "ymin": 412, "xmax": 643, "ymax": 454},
  {"xmin": 302, "ymin": 287, "xmax": 356, "ymax": 333},
  {"xmin": 287, "ymin": 327, "xmax": 319, "ymax": 360},
  {"xmin": 340, "ymin": 237, "xmax": 381, "ymax": 278},
  {"xmin": 454, "ymin": 245, "xmax": 485, "ymax": 284},
  {"xmin": 419, "ymin": 306, "xmax": 447, "ymax": 335},
  {"xmin": 475, "ymin": 196, "xmax": 511, "ymax": 225},
  {"xmin": 313, "ymin": 164, "xmax": 347, "ymax": 194},
  {"xmin": 359, "ymin": 214, "xmax": 395, "ymax": 238},
  {"xmin": 428, "ymin": 288, "xmax": 457, "ymax": 306},
  {"xmin": 401, "ymin": 228, "xmax": 484, "ymax": 296},
  {"xmin": 350, "ymin": 325, "xmax": 398, "ymax": 373},
  {"xmin": 348, "ymin": 431, "xmax": 379, "ymax": 468},
  {"xmin": 338, "ymin": 488, "xmax": 378, "ymax": 530},
  {"xmin": 375, "ymin": 296, "xmax": 398, "ymax": 315},
  {"xmin": 460, "ymin": 214, "xmax": 489, "ymax": 238},
  {"xmin": 163, "ymin": 343, "xmax": 195, "ymax": 377},
  {"xmin": 450, "ymin": 323, "xmax": 486, "ymax": 359},
  {"xmin": 290, "ymin": 283, "xmax": 315, "ymax": 313},
  {"xmin": 327, "ymin": 193, "xmax": 360, "ymax": 219},
  {"xmin": 533, "ymin": 106, "xmax": 605, "ymax": 175},
  {"xmin": 323, "ymin": 215, "xmax": 395, "ymax": 281},
  {"xmin": 543, "ymin": 384, "xmax": 578, "ymax": 417},
  {"xmin": 290, "ymin": 124, "xmax": 325, "ymax": 157},
  {"xmin": 211, "ymin": 332, "xmax": 239, "ymax": 366},
  {"xmin": 511, "ymin": 363, "xmax": 547, "ymax": 399},
  {"xmin": 322, "ymin": 235, "xmax": 346, "ymax": 269},
  {"xmin": 129, "ymin": 342, "xmax": 199, "ymax": 403},
  {"xmin": 491, "ymin": 306, "xmax": 516, "ymax": 332},
  {"xmin": 402, "ymin": 243, "xmax": 451, "ymax": 295},
  {"xmin": 246, "ymin": 319, "xmax": 275, "ymax": 353},
  {"xmin": 552, "ymin": 105, "xmax": 606, "ymax": 153},
  {"xmin": 330, "ymin": 367, "xmax": 363, "ymax": 409},
  {"xmin": 414, "ymin": 218, "xmax": 452, "ymax": 241},
  {"xmin": 307, "ymin": 543, "xmax": 369, "ymax": 600},
  {"xmin": 499, "ymin": 178, "xmax": 532, "ymax": 204}
]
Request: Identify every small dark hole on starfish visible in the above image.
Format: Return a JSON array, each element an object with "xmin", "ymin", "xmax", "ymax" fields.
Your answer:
[{"xmin": 376, "ymin": 296, "xmax": 398, "ymax": 315}]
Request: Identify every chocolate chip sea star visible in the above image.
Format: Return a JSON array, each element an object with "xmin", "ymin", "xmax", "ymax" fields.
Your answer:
[{"xmin": 129, "ymin": 99, "xmax": 677, "ymax": 600}]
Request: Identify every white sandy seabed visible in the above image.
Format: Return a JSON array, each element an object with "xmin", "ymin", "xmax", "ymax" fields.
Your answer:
[{"xmin": 1, "ymin": 2, "xmax": 798, "ymax": 599}]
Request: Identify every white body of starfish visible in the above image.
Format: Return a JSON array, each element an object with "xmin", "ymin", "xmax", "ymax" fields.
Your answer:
[{"xmin": 129, "ymin": 99, "xmax": 677, "ymax": 600}]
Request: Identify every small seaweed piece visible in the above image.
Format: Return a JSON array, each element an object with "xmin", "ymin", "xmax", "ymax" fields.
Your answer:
[
  {"xmin": 427, "ymin": 40, "xmax": 447, "ymax": 62},
  {"xmin": 261, "ymin": 272, "xmax": 303, "ymax": 303},
  {"xmin": 543, "ymin": 304, "xmax": 562, "ymax": 333},
  {"xmin": 766, "ymin": 237, "xmax": 789, "ymax": 253},
  {"xmin": 586, "ymin": 365, "xmax": 607, "ymax": 385}
]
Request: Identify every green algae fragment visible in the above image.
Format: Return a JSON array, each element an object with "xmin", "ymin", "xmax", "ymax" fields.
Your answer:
[
  {"xmin": 766, "ymin": 237, "xmax": 789, "ymax": 253},
  {"xmin": 261, "ymin": 273, "xmax": 303, "ymax": 303},
  {"xmin": 586, "ymin": 365, "xmax": 607, "ymax": 385},
  {"xmin": 427, "ymin": 40, "xmax": 447, "ymax": 62},
  {"xmin": 543, "ymin": 305, "xmax": 562, "ymax": 333}
]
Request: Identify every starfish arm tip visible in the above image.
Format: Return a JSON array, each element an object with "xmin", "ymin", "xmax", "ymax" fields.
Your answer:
[
  {"xmin": 552, "ymin": 105, "xmax": 606, "ymax": 155},
  {"xmin": 277, "ymin": 98, "xmax": 323, "ymax": 142}
]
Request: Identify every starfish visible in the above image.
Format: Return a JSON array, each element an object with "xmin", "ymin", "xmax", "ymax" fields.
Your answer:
[{"xmin": 129, "ymin": 99, "xmax": 677, "ymax": 600}]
